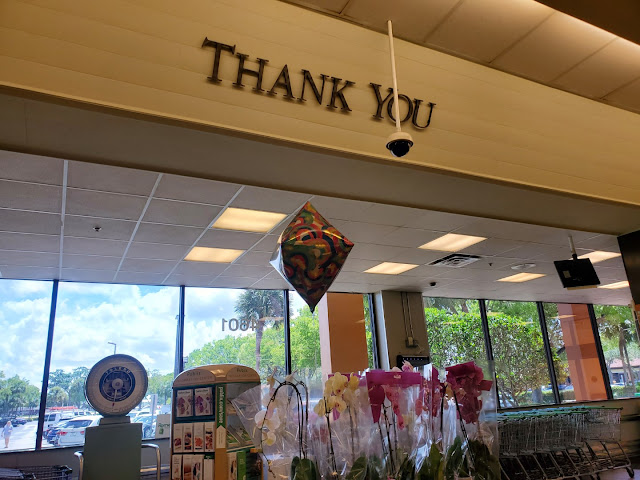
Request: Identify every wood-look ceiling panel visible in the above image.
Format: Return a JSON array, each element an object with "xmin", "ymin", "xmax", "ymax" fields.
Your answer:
[
  {"xmin": 491, "ymin": 12, "xmax": 616, "ymax": 82},
  {"xmin": 427, "ymin": 0, "xmax": 552, "ymax": 63}
]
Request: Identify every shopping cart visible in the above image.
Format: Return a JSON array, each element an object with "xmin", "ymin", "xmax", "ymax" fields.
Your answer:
[
  {"xmin": 581, "ymin": 406, "xmax": 633, "ymax": 478},
  {"xmin": 0, "ymin": 466, "xmax": 72, "ymax": 480}
]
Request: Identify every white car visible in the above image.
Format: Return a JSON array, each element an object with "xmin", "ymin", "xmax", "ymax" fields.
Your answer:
[{"xmin": 55, "ymin": 415, "xmax": 101, "ymax": 446}]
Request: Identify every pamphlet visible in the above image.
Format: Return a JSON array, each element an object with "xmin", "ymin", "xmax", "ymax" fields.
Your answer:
[
  {"xmin": 177, "ymin": 389, "xmax": 193, "ymax": 418},
  {"xmin": 204, "ymin": 458, "xmax": 214, "ymax": 480},
  {"xmin": 183, "ymin": 455, "xmax": 193, "ymax": 480},
  {"xmin": 171, "ymin": 455, "xmax": 182, "ymax": 480},
  {"xmin": 172, "ymin": 424, "xmax": 183, "ymax": 454},
  {"xmin": 204, "ymin": 422, "xmax": 215, "ymax": 452},
  {"xmin": 192, "ymin": 455, "xmax": 204, "ymax": 480},
  {"xmin": 227, "ymin": 452, "xmax": 237, "ymax": 480},
  {"xmin": 194, "ymin": 387, "xmax": 213, "ymax": 416},
  {"xmin": 193, "ymin": 422, "xmax": 204, "ymax": 452},
  {"xmin": 183, "ymin": 423, "xmax": 193, "ymax": 453}
]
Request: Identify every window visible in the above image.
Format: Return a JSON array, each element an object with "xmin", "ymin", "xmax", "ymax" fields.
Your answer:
[
  {"xmin": 486, "ymin": 300, "xmax": 553, "ymax": 408},
  {"xmin": 423, "ymin": 297, "xmax": 485, "ymax": 367},
  {"xmin": 0, "ymin": 280, "xmax": 52, "ymax": 452},
  {"xmin": 364, "ymin": 294, "xmax": 376, "ymax": 369},
  {"xmin": 542, "ymin": 303, "xmax": 607, "ymax": 403},
  {"xmin": 45, "ymin": 282, "xmax": 179, "ymax": 445},
  {"xmin": 594, "ymin": 304, "xmax": 640, "ymax": 399},
  {"xmin": 184, "ymin": 288, "xmax": 285, "ymax": 380},
  {"xmin": 289, "ymin": 291, "xmax": 322, "ymax": 397}
]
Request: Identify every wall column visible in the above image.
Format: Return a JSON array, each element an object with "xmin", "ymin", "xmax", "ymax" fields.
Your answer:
[
  {"xmin": 618, "ymin": 230, "xmax": 640, "ymax": 317},
  {"xmin": 317, "ymin": 293, "xmax": 369, "ymax": 379},
  {"xmin": 557, "ymin": 303, "xmax": 607, "ymax": 401}
]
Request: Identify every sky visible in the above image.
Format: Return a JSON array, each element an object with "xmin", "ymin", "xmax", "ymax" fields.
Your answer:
[{"xmin": 0, "ymin": 279, "xmax": 307, "ymax": 386}]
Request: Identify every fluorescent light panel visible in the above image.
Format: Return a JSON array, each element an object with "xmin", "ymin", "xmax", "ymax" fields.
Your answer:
[
  {"xmin": 212, "ymin": 207, "xmax": 287, "ymax": 233},
  {"xmin": 577, "ymin": 251, "xmax": 621, "ymax": 263},
  {"xmin": 497, "ymin": 273, "xmax": 546, "ymax": 283},
  {"xmin": 599, "ymin": 281, "xmax": 630, "ymax": 289},
  {"xmin": 364, "ymin": 262, "xmax": 418, "ymax": 275},
  {"xmin": 419, "ymin": 233, "xmax": 486, "ymax": 252},
  {"xmin": 185, "ymin": 246, "xmax": 245, "ymax": 263}
]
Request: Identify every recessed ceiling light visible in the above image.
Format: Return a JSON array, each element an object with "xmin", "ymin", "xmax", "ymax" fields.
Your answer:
[
  {"xmin": 364, "ymin": 262, "xmax": 418, "ymax": 275},
  {"xmin": 212, "ymin": 207, "xmax": 287, "ymax": 233},
  {"xmin": 497, "ymin": 273, "xmax": 546, "ymax": 283},
  {"xmin": 599, "ymin": 281, "xmax": 629, "ymax": 289},
  {"xmin": 419, "ymin": 233, "xmax": 486, "ymax": 252},
  {"xmin": 577, "ymin": 251, "xmax": 621, "ymax": 264},
  {"xmin": 185, "ymin": 246, "xmax": 245, "ymax": 263}
]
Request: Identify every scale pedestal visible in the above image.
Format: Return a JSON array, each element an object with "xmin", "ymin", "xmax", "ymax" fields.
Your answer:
[{"xmin": 82, "ymin": 417, "xmax": 142, "ymax": 480}]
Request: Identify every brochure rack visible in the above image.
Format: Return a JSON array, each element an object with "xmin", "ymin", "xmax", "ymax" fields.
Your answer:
[{"xmin": 171, "ymin": 365, "xmax": 261, "ymax": 480}]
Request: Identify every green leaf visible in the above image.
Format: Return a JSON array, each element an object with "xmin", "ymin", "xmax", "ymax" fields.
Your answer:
[
  {"xmin": 346, "ymin": 456, "xmax": 368, "ymax": 480},
  {"xmin": 292, "ymin": 458, "xmax": 318, "ymax": 480},
  {"xmin": 291, "ymin": 456, "xmax": 300, "ymax": 480}
]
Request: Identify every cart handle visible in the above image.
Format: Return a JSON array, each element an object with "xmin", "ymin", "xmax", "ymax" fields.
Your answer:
[
  {"xmin": 74, "ymin": 451, "xmax": 84, "ymax": 480},
  {"xmin": 142, "ymin": 443, "xmax": 161, "ymax": 480}
]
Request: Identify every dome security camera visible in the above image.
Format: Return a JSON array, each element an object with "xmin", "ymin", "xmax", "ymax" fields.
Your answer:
[{"xmin": 386, "ymin": 131, "xmax": 414, "ymax": 158}]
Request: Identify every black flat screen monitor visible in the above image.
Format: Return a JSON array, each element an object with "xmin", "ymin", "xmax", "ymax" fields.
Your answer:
[{"xmin": 554, "ymin": 258, "xmax": 600, "ymax": 289}]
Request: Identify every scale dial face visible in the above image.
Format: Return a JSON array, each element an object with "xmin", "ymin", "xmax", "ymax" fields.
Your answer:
[{"xmin": 85, "ymin": 354, "xmax": 148, "ymax": 417}]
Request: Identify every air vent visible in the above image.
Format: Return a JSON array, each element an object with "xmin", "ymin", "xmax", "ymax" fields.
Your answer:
[{"xmin": 429, "ymin": 253, "xmax": 481, "ymax": 268}]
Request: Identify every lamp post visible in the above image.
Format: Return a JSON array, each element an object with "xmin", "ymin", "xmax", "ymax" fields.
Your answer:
[{"xmin": 108, "ymin": 342, "xmax": 116, "ymax": 355}]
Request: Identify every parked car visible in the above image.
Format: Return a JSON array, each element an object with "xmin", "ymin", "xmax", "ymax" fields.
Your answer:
[
  {"xmin": 13, "ymin": 417, "xmax": 27, "ymax": 426},
  {"xmin": 132, "ymin": 414, "xmax": 156, "ymax": 438},
  {"xmin": 45, "ymin": 419, "xmax": 76, "ymax": 444},
  {"xmin": 54, "ymin": 416, "xmax": 101, "ymax": 446}
]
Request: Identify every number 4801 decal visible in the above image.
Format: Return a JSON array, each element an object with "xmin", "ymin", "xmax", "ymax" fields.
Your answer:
[{"xmin": 222, "ymin": 318, "xmax": 258, "ymax": 332}]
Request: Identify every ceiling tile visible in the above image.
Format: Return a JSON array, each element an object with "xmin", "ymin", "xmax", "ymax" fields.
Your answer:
[
  {"xmin": 575, "ymin": 235, "xmax": 619, "ymax": 251},
  {"xmin": 0, "ymin": 180, "xmax": 61, "ymax": 213},
  {"xmin": 427, "ymin": 0, "xmax": 552, "ymax": 63},
  {"xmin": 0, "ymin": 209, "xmax": 61, "ymax": 235},
  {"xmin": 197, "ymin": 229, "xmax": 263, "ymax": 250},
  {"xmin": 164, "ymin": 274, "xmax": 214, "ymax": 287},
  {"xmin": 64, "ymin": 216, "xmax": 136, "ymax": 241},
  {"xmin": 133, "ymin": 223, "xmax": 202, "ymax": 245},
  {"xmin": 348, "ymin": 243, "xmax": 408, "ymax": 261},
  {"xmin": 252, "ymin": 235, "xmax": 279, "ymax": 253},
  {"xmin": 67, "ymin": 161, "xmax": 158, "ymax": 195},
  {"xmin": 65, "ymin": 189, "xmax": 147, "ymax": 221},
  {"xmin": 114, "ymin": 271, "xmax": 167, "ymax": 285},
  {"xmin": 554, "ymin": 38, "xmax": 640, "ymax": 98},
  {"xmin": 0, "ymin": 265, "xmax": 58, "ymax": 280},
  {"xmin": 63, "ymin": 237, "xmax": 128, "ymax": 257},
  {"xmin": 0, "ymin": 250, "xmax": 59, "ymax": 267},
  {"xmin": 498, "ymin": 243, "xmax": 574, "ymax": 261},
  {"xmin": 126, "ymin": 242, "xmax": 189, "ymax": 261},
  {"xmin": 356, "ymin": 204, "xmax": 427, "ymax": 227},
  {"xmin": 464, "ymin": 256, "xmax": 522, "ymax": 270},
  {"xmin": 460, "ymin": 238, "xmax": 528, "ymax": 257},
  {"xmin": 342, "ymin": 0, "xmax": 460, "ymax": 44},
  {"xmin": 209, "ymin": 276, "xmax": 256, "ymax": 288},
  {"xmin": 377, "ymin": 227, "xmax": 445, "ymax": 248},
  {"xmin": 402, "ymin": 210, "xmax": 476, "ymax": 232},
  {"xmin": 0, "ymin": 232, "xmax": 59, "ymax": 253},
  {"xmin": 387, "ymin": 248, "xmax": 448, "ymax": 265},
  {"xmin": 250, "ymin": 277, "xmax": 292, "ymax": 290},
  {"xmin": 60, "ymin": 268, "xmax": 118, "ymax": 283},
  {"xmin": 222, "ymin": 265, "xmax": 274, "ymax": 278},
  {"xmin": 62, "ymin": 254, "xmax": 122, "ymax": 270},
  {"xmin": 233, "ymin": 251, "xmax": 273, "ymax": 266},
  {"xmin": 308, "ymin": 196, "xmax": 372, "ymax": 222},
  {"xmin": 330, "ymin": 220, "xmax": 398, "ymax": 244},
  {"xmin": 340, "ymin": 258, "xmax": 383, "ymax": 273},
  {"xmin": 492, "ymin": 12, "xmax": 615, "ymax": 83},
  {"xmin": 119, "ymin": 258, "xmax": 176, "ymax": 274},
  {"xmin": 173, "ymin": 262, "xmax": 228, "ymax": 276},
  {"xmin": 142, "ymin": 199, "xmax": 221, "ymax": 227},
  {"xmin": 605, "ymin": 77, "xmax": 640, "ymax": 111},
  {"xmin": 154, "ymin": 174, "xmax": 241, "ymax": 205},
  {"xmin": 0, "ymin": 151, "xmax": 64, "ymax": 185},
  {"xmin": 230, "ymin": 186, "xmax": 310, "ymax": 214}
]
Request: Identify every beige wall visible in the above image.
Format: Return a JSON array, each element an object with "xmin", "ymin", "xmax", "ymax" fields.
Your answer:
[{"xmin": 1, "ymin": 0, "xmax": 639, "ymax": 207}]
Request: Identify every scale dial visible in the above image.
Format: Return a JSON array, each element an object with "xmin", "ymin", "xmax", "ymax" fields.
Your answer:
[{"xmin": 85, "ymin": 354, "xmax": 148, "ymax": 417}]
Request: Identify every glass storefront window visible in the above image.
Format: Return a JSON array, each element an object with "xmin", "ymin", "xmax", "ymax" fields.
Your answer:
[
  {"xmin": 594, "ymin": 304, "xmax": 640, "ymax": 399},
  {"xmin": 423, "ymin": 297, "xmax": 485, "ymax": 367},
  {"xmin": 363, "ymin": 294, "xmax": 375, "ymax": 369},
  {"xmin": 46, "ymin": 282, "xmax": 179, "ymax": 445},
  {"xmin": 289, "ymin": 291, "xmax": 322, "ymax": 397},
  {"xmin": 184, "ymin": 288, "xmax": 285, "ymax": 380},
  {"xmin": 0, "ymin": 280, "xmax": 52, "ymax": 452},
  {"xmin": 543, "ymin": 303, "xmax": 607, "ymax": 403},
  {"xmin": 486, "ymin": 300, "xmax": 553, "ymax": 408}
]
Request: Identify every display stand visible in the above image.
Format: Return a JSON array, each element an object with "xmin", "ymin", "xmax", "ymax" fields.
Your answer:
[{"xmin": 171, "ymin": 365, "xmax": 262, "ymax": 480}]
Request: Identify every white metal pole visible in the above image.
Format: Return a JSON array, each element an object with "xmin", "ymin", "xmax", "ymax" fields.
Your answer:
[{"xmin": 387, "ymin": 20, "xmax": 402, "ymax": 132}]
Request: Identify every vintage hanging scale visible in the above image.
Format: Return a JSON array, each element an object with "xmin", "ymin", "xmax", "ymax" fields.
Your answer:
[{"xmin": 82, "ymin": 354, "xmax": 149, "ymax": 480}]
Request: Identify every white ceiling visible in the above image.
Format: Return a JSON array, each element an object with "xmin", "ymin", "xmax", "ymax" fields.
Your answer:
[
  {"xmin": 282, "ymin": 0, "xmax": 640, "ymax": 114},
  {"xmin": 0, "ymin": 150, "xmax": 632, "ymax": 306}
]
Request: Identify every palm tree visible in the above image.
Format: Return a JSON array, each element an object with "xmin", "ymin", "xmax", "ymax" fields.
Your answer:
[{"xmin": 234, "ymin": 290, "xmax": 284, "ymax": 372}]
